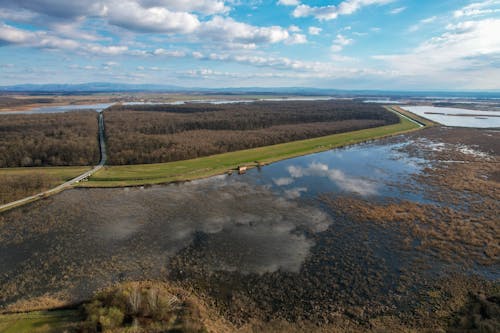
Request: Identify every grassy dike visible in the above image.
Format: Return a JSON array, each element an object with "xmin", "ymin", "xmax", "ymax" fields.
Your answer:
[
  {"xmin": 0, "ymin": 310, "xmax": 81, "ymax": 333},
  {"xmin": 82, "ymin": 111, "xmax": 422, "ymax": 187}
]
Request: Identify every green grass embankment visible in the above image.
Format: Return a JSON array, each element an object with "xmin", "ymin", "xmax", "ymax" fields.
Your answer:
[
  {"xmin": 83, "ymin": 113, "xmax": 422, "ymax": 187},
  {"xmin": 0, "ymin": 310, "xmax": 81, "ymax": 333}
]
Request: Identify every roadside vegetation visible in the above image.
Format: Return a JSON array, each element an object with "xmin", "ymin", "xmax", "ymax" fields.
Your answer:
[
  {"xmin": 0, "ymin": 166, "xmax": 90, "ymax": 205},
  {"xmin": 104, "ymin": 101, "xmax": 399, "ymax": 165},
  {"xmin": 0, "ymin": 112, "xmax": 99, "ymax": 167}
]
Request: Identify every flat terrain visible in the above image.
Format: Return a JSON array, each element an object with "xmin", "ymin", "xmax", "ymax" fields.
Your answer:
[
  {"xmin": 85, "ymin": 113, "xmax": 418, "ymax": 186},
  {"xmin": 0, "ymin": 111, "xmax": 99, "ymax": 167},
  {"xmin": 0, "ymin": 126, "xmax": 497, "ymax": 332},
  {"xmin": 104, "ymin": 101, "xmax": 399, "ymax": 165},
  {"xmin": 0, "ymin": 166, "xmax": 91, "ymax": 205}
]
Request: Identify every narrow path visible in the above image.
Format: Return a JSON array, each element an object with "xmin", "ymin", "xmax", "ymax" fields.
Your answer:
[
  {"xmin": 386, "ymin": 106, "xmax": 425, "ymax": 128},
  {"xmin": 0, "ymin": 112, "xmax": 106, "ymax": 212}
]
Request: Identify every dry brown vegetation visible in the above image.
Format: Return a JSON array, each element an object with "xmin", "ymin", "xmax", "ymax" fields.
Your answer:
[
  {"xmin": 0, "ymin": 126, "xmax": 498, "ymax": 333},
  {"xmin": 78, "ymin": 281, "xmax": 229, "ymax": 333},
  {"xmin": 0, "ymin": 112, "xmax": 99, "ymax": 167},
  {"xmin": 0, "ymin": 96, "xmax": 54, "ymax": 109},
  {"xmin": 0, "ymin": 167, "xmax": 89, "ymax": 204},
  {"xmin": 0, "ymin": 172, "xmax": 58, "ymax": 204},
  {"xmin": 104, "ymin": 101, "xmax": 399, "ymax": 164},
  {"xmin": 322, "ymin": 127, "xmax": 500, "ymax": 268},
  {"xmin": 321, "ymin": 196, "xmax": 499, "ymax": 266}
]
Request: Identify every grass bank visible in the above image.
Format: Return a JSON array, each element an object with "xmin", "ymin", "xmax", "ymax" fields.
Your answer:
[
  {"xmin": 0, "ymin": 310, "xmax": 81, "ymax": 333},
  {"xmin": 83, "ymin": 112, "xmax": 421, "ymax": 187},
  {"xmin": 0, "ymin": 166, "xmax": 91, "ymax": 179},
  {"xmin": 390, "ymin": 105, "xmax": 437, "ymax": 127}
]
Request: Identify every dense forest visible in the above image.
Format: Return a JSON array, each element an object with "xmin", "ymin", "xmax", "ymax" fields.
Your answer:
[
  {"xmin": 105, "ymin": 101, "xmax": 399, "ymax": 165},
  {"xmin": 0, "ymin": 112, "xmax": 99, "ymax": 167}
]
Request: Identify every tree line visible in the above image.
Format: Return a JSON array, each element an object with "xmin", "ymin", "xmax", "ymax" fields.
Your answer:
[
  {"xmin": 104, "ymin": 101, "xmax": 399, "ymax": 165},
  {"xmin": 0, "ymin": 112, "xmax": 99, "ymax": 167}
]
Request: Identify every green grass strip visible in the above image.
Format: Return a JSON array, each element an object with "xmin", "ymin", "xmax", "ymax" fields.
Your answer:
[
  {"xmin": 83, "ymin": 113, "xmax": 421, "ymax": 187},
  {"xmin": 0, "ymin": 310, "xmax": 81, "ymax": 333}
]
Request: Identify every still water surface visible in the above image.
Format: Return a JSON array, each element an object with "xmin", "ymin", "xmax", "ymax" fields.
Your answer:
[
  {"xmin": 0, "ymin": 137, "xmax": 496, "ymax": 310},
  {"xmin": 402, "ymin": 105, "xmax": 500, "ymax": 128}
]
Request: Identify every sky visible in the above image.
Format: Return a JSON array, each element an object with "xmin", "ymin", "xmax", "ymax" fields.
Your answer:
[{"xmin": 0, "ymin": 0, "xmax": 499, "ymax": 90}]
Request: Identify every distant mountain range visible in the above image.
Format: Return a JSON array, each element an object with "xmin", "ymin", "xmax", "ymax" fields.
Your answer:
[{"xmin": 1, "ymin": 82, "xmax": 499, "ymax": 99}]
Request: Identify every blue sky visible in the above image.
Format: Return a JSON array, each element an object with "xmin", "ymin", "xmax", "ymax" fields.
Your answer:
[{"xmin": 0, "ymin": 0, "xmax": 499, "ymax": 90}]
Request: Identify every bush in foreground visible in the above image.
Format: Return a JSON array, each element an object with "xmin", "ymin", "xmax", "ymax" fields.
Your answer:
[{"xmin": 80, "ymin": 281, "xmax": 208, "ymax": 333}]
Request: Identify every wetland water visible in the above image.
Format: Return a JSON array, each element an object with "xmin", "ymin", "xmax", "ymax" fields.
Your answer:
[
  {"xmin": 0, "ymin": 97, "xmax": 337, "ymax": 115},
  {"xmin": 0, "ymin": 103, "xmax": 113, "ymax": 115},
  {"xmin": 402, "ymin": 105, "xmax": 500, "ymax": 128},
  {"xmin": 0, "ymin": 132, "xmax": 498, "ymax": 324}
]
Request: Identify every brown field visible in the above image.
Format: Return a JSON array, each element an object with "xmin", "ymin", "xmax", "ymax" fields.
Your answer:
[{"xmin": 0, "ymin": 166, "xmax": 90, "ymax": 205}]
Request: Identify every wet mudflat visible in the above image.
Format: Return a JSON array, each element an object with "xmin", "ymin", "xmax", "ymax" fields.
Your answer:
[{"xmin": 0, "ymin": 127, "xmax": 498, "ymax": 331}]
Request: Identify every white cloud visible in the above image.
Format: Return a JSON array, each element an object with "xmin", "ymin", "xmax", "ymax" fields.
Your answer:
[
  {"xmin": 273, "ymin": 177, "xmax": 294, "ymax": 186},
  {"xmin": 0, "ymin": 0, "xmax": 108, "ymax": 19},
  {"xmin": 107, "ymin": 1, "xmax": 200, "ymax": 33},
  {"xmin": 0, "ymin": 23, "xmax": 33, "ymax": 44},
  {"xmin": 331, "ymin": 33, "xmax": 353, "ymax": 52},
  {"xmin": 284, "ymin": 187, "xmax": 307, "ymax": 199},
  {"xmin": 453, "ymin": 0, "xmax": 500, "ymax": 18},
  {"xmin": 87, "ymin": 44, "xmax": 128, "ymax": 55},
  {"xmin": 374, "ymin": 18, "xmax": 500, "ymax": 88},
  {"xmin": 0, "ymin": 23, "xmax": 137, "ymax": 56},
  {"xmin": 198, "ymin": 16, "xmax": 290, "ymax": 46},
  {"xmin": 408, "ymin": 16, "xmax": 437, "ymax": 32},
  {"xmin": 0, "ymin": 23, "xmax": 79, "ymax": 49},
  {"xmin": 0, "ymin": 0, "xmax": 304, "ymax": 50},
  {"xmin": 293, "ymin": 0, "xmax": 395, "ymax": 21},
  {"xmin": 0, "ymin": 0, "xmax": 228, "ymax": 19},
  {"xmin": 192, "ymin": 51, "xmax": 204, "ymax": 59},
  {"xmin": 137, "ymin": 0, "xmax": 229, "ymax": 15},
  {"xmin": 287, "ymin": 162, "xmax": 378, "ymax": 196},
  {"xmin": 153, "ymin": 48, "xmax": 186, "ymax": 57},
  {"xmin": 389, "ymin": 6, "xmax": 406, "ymax": 14},
  {"xmin": 286, "ymin": 33, "xmax": 307, "ymax": 44},
  {"xmin": 0, "ymin": 8, "xmax": 38, "ymax": 22},
  {"xmin": 192, "ymin": 50, "xmax": 386, "ymax": 81},
  {"xmin": 277, "ymin": 0, "xmax": 300, "ymax": 6},
  {"xmin": 308, "ymin": 26, "xmax": 322, "ymax": 35},
  {"xmin": 51, "ymin": 21, "xmax": 102, "ymax": 41}
]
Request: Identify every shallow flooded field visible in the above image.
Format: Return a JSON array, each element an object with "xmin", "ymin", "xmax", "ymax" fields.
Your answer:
[
  {"xmin": 0, "ymin": 127, "xmax": 498, "ymax": 330},
  {"xmin": 402, "ymin": 105, "xmax": 500, "ymax": 128}
]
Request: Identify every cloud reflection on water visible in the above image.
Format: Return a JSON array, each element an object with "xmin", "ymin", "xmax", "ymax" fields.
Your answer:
[
  {"xmin": 287, "ymin": 162, "xmax": 378, "ymax": 196},
  {"xmin": 89, "ymin": 177, "xmax": 332, "ymax": 274}
]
